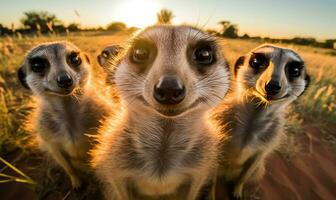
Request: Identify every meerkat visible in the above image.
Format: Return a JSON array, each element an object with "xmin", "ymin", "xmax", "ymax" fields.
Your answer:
[
  {"xmin": 18, "ymin": 41, "xmax": 112, "ymax": 188},
  {"xmin": 213, "ymin": 44, "xmax": 310, "ymax": 198},
  {"xmin": 97, "ymin": 44, "xmax": 124, "ymax": 86},
  {"xmin": 91, "ymin": 25, "xmax": 230, "ymax": 200},
  {"xmin": 97, "ymin": 44, "xmax": 123, "ymax": 69}
]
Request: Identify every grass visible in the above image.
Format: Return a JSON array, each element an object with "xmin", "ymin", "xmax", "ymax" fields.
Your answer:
[
  {"xmin": 0, "ymin": 156, "xmax": 35, "ymax": 185},
  {"xmin": 0, "ymin": 32, "xmax": 335, "ymax": 197}
]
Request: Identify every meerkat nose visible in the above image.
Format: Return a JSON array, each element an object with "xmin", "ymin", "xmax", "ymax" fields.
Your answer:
[
  {"xmin": 56, "ymin": 72, "xmax": 73, "ymax": 89},
  {"xmin": 154, "ymin": 76, "xmax": 186, "ymax": 105},
  {"xmin": 265, "ymin": 79, "xmax": 282, "ymax": 95}
]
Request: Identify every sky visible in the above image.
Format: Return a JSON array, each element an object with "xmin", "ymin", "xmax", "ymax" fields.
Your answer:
[{"xmin": 0, "ymin": 0, "xmax": 335, "ymax": 40}]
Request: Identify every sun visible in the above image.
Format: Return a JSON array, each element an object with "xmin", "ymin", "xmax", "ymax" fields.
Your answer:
[{"xmin": 113, "ymin": 0, "xmax": 161, "ymax": 28}]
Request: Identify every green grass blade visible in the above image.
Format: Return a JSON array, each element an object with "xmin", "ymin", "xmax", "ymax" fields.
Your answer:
[
  {"xmin": 0, "ymin": 157, "xmax": 36, "ymax": 184},
  {"xmin": 0, "ymin": 179, "xmax": 13, "ymax": 183},
  {"xmin": 0, "ymin": 156, "xmax": 31, "ymax": 180},
  {"xmin": 0, "ymin": 172, "xmax": 18, "ymax": 179}
]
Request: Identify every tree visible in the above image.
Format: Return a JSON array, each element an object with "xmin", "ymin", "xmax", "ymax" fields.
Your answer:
[
  {"xmin": 241, "ymin": 33, "xmax": 250, "ymax": 39},
  {"xmin": 20, "ymin": 11, "xmax": 63, "ymax": 33},
  {"xmin": 0, "ymin": 24, "xmax": 3, "ymax": 35},
  {"xmin": 290, "ymin": 37, "xmax": 317, "ymax": 46},
  {"xmin": 67, "ymin": 23, "xmax": 80, "ymax": 32},
  {"xmin": 218, "ymin": 21, "xmax": 239, "ymax": 38},
  {"xmin": 218, "ymin": 21, "xmax": 230, "ymax": 31},
  {"xmin": 0, "ymin": 24, "xmax": 12, "ymax": 35},
  {"xmin": 106, "ymin": 22, "xmax": 127, "ymax": 32},
  {"xmin": 157, "ymin": 9, "xmax": 174, "ymax": 24},
  {"xmin": 324, "ymin": 39, "xmax": 336, "ymax": 49},
  {"xmin": 206, "ymin": 29, "xmax": 220, "ymax": 36},
  {"xmin": 127, "ymin": 26, "xmax": 140, "ymax": 33}
]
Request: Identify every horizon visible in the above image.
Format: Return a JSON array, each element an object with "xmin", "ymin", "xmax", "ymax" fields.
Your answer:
[{"xmin": 1, "ymin": 0, "xmax": 335, "ymax": 40}]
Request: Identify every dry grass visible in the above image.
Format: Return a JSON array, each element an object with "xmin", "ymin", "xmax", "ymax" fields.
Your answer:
[{"xmin": 0, "ymin": 32, "xmax": 335, "ymax": 197}]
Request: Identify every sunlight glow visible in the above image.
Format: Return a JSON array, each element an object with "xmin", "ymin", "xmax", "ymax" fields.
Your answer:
[{"xmin": 112, "ymin": 0, "xmax": 161, "ymax": 28}]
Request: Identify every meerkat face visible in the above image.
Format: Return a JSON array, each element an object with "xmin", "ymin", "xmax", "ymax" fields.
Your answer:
[
  {"xmin": 97, "ymin": 44, "xmax": 123, "ymax": 68},
  {"xmin": 114, "ymin": 25, "xmax": 230, "ymax": 117},
  {"xmin": 234, "ymin": 44, "xmax": 310, "ymax": 103},
  {"xmin": 18, "ymin": 41, "xmax": 91, "ymax": 96}
]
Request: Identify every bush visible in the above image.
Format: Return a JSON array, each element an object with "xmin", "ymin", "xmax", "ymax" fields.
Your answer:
[{"xmin": 106, "ymin": 22, "xmax": 127, "ymax": 32}]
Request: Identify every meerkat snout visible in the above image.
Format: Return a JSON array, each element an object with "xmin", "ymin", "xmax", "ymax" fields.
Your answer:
[
  {"xmin": 264, "ymin": 79, "xmax": 282, "ymax": 96},
  {"xmin": 153, "ymin": 75, "xmax": 186, "ymax": 104},
  {"xmin": 56, "ymin": 71, "xmax": 73, "ymax": 88}
]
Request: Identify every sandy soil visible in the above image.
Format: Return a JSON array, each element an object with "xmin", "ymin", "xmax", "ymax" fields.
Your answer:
[
  {"xmin": 259, "ymin": 123, "xmax": 336, "ymax": 200},
  {"xmin": 216, "ymin": 122, "xmax": 336, "ymax": 200}
]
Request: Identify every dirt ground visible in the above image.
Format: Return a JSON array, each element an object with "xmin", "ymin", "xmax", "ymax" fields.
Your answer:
[
  {"xmin": 216, "ymin": 122, "xmax": 336, "ymax": 200},
  {"xmin": 1, "ymin": 122, "xmax": 335, "ymax": 200}
]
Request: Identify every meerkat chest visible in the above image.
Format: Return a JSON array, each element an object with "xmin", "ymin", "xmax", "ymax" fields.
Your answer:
[
  {"xmin": 120, "ymin": 125, "xmax": 212, "ymax": 195},
  {"xmin": 39, "ymin": 109, "xmax": 80, "ymax": 137},
  {"xmin": 225, "ymin": 107, "xmax": 283, "ymax": 166},
  {"xmin": 133, "ymin": 131, "xmax": 198, "ymax": 173},
  {"xmin": 37, "ymin": 105, "xmax": 91, "ymax": 155},
  {"xmin": 234, "ymin": 108, "xmax": 281, "ymax": 147}
]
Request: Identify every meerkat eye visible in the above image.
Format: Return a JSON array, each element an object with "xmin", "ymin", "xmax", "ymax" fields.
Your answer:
[
  {"xmin": 287, "ymin": 61, "xmax": 302, "ymax": 77},
  {"xmin": 69, "ymin": 52, "xmax": 82, "ymax": 66},
  {"xmin": 249, "ymin": 53, "xmax": 269, "ymax": 69},
  {"xmin": 30, "ymin": 57, "xmax": 48, "ymax": 73},
  {"xmin": 102, "ymin": 50, "xmax": 109, "ymax": 58},
  {"xmin": 193, "ymin": 46, "xmax": 214, "ymax": 65},
  {"xmin": 132, "ymin": 47, "xmax": 150, "ymax": 63}
]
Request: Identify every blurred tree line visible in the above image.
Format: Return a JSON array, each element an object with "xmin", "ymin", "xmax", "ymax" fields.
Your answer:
[
  {"xmin": 0, "ymin": 11, "xmax": 81, "ymax": 35},
  {"xmin": 0, "ymin": 10, "xmax": 335, "ymax": 50},
  {"xmin": 0, "ymin": 11, "xmax": 138, "ymax": 36},
  {"xmin": 208, "ymin": 20, "xmax": 335, "ymax": 49}
]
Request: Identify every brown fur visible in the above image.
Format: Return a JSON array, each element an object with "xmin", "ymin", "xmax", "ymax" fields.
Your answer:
[
  {"xmin": 91, "ymin": 25, "xmax": 230, "ymax": 200},
  {"xmin": 213, "ymin": 44, "xmax": 310, "ymax": 198},
  {"xmin": 18, "ymin": 41, "xmax": 112, "ymax": 188}
]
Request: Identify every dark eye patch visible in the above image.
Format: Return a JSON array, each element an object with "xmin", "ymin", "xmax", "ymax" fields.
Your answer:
[
  {"xmin": 129, "ymin": 39, "xmax": 156, "ymax": 67},
  {"xmin": 68, "ymin": 51, "xmax": 82, "ymax": 67},
  {"xmin": 193, "ymin": 44, "xmax": 215, "ymax": 65},
  {"xmin": 29, "ymin": 57, "xmax": 49, "ymax": 73},
  {"xmin": 102, "ymin": 50, "xmax": 110, "ymax": 58},
  {"xmin": 249, "ymin": 53, "xmax": 269, "ymax": 70},
  {"xmin": 132, "ymin": 46, "xmax": 150, "ymax": 63},
  {"xmin": 287, "ymin": 61, "xmax": 303, "ymax": 77},
  {"xmin": 188, "ymin": 40, "xmax": 217, "ymax": 74}
]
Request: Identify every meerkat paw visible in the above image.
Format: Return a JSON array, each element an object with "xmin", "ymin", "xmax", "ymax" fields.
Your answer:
[
  {"xmin": 233, "ymin": 184, "xmax": 243, "ymax": 199},
  {"xmin": 70, "ymin": 176, "xmax": 82, "ymax": 189}
]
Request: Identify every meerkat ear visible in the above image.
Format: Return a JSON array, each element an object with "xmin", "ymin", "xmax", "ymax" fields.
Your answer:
[
  {"xmin": 298, "ymin": 73, "xmax": 310, "ymax": 97},
  {"xmin": 17, "ymin": 66, "xmax": 30, "ymax": 90},
  {"xmin": 304, "ymin": 73, "xmax": 310, "ymax": 89},
  {"xmin": 233, "ymin": 56, "xmax": 245, "ymax": 77}
]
